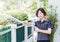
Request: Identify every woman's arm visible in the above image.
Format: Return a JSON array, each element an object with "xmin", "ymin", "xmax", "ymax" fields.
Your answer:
[
  {"xmin": 23, "ymin": 21, "xmax": 52, "ymax": 34},
  {"xmin": 36, "ymin": 27, "xmax": 52, "ymax": 34},
  {"xmin": 23, "ymin": 21, "xmax": 35, "ymax": 27}
]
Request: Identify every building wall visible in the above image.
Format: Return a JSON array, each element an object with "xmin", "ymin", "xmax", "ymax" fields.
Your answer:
[{"xmin": 48, "ymin": 0, "xmax": 60, "ymax": 42}]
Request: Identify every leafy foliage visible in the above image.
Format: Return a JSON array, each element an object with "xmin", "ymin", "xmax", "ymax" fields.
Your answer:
[
  {"xmin": 11, "ymin": 11, "xmax": 28, "ymax": 21},
  {"xmin": 47, "ymin": 5, "xmax": 57, "ymax": 42},
  {"xmin": 0, "ymin": 15, "xmax": 11, "ymax": 26}
]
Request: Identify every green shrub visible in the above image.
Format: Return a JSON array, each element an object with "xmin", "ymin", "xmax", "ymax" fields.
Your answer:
[
  {"xmin": 47, "ymin": 13, "xmax": 57, "ymax": 42},
  {"xmin": 0, "ymin": 20, "xmax": 9, "ymax": 25},
  {"xmin": 47, "ymin": 5, "xmax": 57, "ymax": 42},
  {"xmin": 11, "ymin": 11, "xmax": 28, "ymax": 21},
  {"xmin": 0, "ymin": 15, "xmax": 11, "ymax": 26}
]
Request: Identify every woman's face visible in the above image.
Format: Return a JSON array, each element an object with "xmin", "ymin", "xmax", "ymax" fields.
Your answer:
[{"xmin": 38, "ymin": 11, "xmax": 45, "ymax": 19}]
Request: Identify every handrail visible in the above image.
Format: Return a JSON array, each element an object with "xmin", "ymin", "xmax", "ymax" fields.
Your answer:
[
  {"xmin": 0, "ymin": 24, "xmax": 34, "ymax": 42},
  {"xmin": 0, "ymin": 29, "xmax": 11, "ymax": 35},
  {"xmin": 0, "ymin": 25, "xmax": 24, "ymax": 35},
  {"xmin": 0, "ymin": 14, "xmax": 34, "ymax": 42}
]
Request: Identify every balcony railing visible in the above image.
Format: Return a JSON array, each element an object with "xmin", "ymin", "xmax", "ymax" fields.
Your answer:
[{"xmin": 0, "ymin": 23, "xmax": 34, "ymax": 42}]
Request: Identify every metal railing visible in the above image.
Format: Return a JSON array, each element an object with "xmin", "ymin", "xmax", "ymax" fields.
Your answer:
[
  {"xmin": 0, "ymin": 23, "xmax": 34, "ymax": 42},
  {"xmin": 0, "ymin": 14, "xmax": 36, "ymax": 42}
]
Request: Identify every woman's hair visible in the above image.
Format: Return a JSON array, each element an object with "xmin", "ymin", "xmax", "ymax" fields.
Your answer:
[{"xmin": 36, "ymin": 8, "xmax": 46, "ymax": 17}]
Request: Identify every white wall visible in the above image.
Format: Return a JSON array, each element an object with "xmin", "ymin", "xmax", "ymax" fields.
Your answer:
[{"xmin": 48, "ymin": 0, "xmax": 60, "ymax": 42}]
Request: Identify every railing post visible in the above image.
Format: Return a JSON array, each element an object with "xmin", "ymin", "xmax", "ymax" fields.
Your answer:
[
  {"xmin": 24, "ymin": 25, "xmax": 28, "ymax": 42},
  {"xmin": 11, "ymin": 24, "xmax": 17, "ymax": 42}
]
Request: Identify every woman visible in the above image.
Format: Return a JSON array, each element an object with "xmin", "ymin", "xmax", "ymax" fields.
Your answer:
[{"xmin": 24, "ymin": 8, "xmax": 52, "ymax": 42}]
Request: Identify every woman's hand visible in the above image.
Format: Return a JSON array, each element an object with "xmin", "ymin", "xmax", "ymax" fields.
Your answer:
[
  {"xmin": 23, "ymin": 21, "xmax": 35, "ymax": 27},
  {"xmin": 36, "ymin": 27, "xmax": 41, "ymax": 32},
  {"xmin": 23, "ymin": 21, "xmax": 29, "ymax": 26}
]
